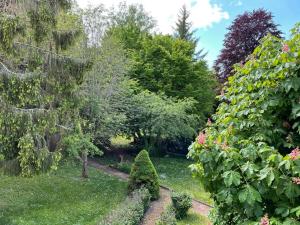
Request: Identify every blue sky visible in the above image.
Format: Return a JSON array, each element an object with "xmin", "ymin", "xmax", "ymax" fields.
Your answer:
[
  {"xmin": 77, "ymin": 0, "xmax": 300, "ymax": 67},
  {"xmin": 197, "ymin": 0, "xmax": 300, "ymax": 66}
]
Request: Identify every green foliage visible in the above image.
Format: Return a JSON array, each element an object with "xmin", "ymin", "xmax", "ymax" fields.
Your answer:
[
  {"xmin": 0, "ymin": 162, "xmax": 128, "ymax": 225},
  {"xmin": 126, "ymin": 91, "xmax": 198, "ymax": 154},
  {"xmin": 171, "ymin": 192, "xmax": 192, "ymax": 219},
  {"xmin": 107, "ymin": 2, "xmax": 155, "ymax": 50},
  {"xmin": 81, "ymin": 36, "xmax": 132, "ymax": 147},
  {"xmin": 98, "ymin": 187, "xmax": 151, "ymax": 225},
  {"xmin": 130, "ymin": 35, "xmax": 216, "ymax": 117},
  {"xmin": 128, "ymin": 150, "xmax": 160, "ymax": 199},
  {"xmin": 18, "ymin": 133, "xmax": 61, "ymax": 177},
  {"xmin": 0, "ymin": 15, "xmax": 24, "ymax": 53},
  {"xmin": 156, "ymin": 206, "xmax": 177, "ymax": 225},
  {"xmin": 189, "ymin": 23, "xmax": 300, "ymax": 224},
  {"xmin": 62, "ymin": 124, "xmax": 102, "ymax": 158},
  {"xmin": 0, "ymin": 1, "xmax": 87, "ymax": 176}
]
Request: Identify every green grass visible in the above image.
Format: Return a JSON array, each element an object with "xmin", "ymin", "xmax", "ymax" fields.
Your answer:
[
  {"xmin": 0, "ymin": 162, "xmax": 127, "ymax": 225},
  {"xmin": 177, "ymin": 210, "xmax": 211, "ymax": 225},
  {"xmin": 96, "ymin": 154, "xmax": 212, "ymax": 205}
]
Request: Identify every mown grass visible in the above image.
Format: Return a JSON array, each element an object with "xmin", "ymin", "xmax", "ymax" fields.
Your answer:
[
  {"xmin": 0, "ymin": 161, "xmax": 127, "ymax": 225},
  {"xmin": 96, "ymin": 154, "xmax": 212, "ymax": 205},
  {"xmin": 177, "ymin": 210, "xmax": 211, "ymax": 225}
]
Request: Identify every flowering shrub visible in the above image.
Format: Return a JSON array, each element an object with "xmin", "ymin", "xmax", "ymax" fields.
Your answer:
[{"xmin": 189, "ymin": 23, "xmax": 300, "ymax": 225}]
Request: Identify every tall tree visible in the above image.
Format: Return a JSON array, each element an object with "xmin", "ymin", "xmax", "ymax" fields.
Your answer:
[
  {"xmin": 131, "ymin": 35, "xmax": 216, "ymax": 119},
  {"xmin": 174, "ymin": 5, "xmax": 206, "ymax": 59},
  {"xmin": 0, "ymin": 0, "xmax": 89, "ymax": 176},
  {"xmin": 214, "ymin": 9, "xmax": 282, "ymax": 82},
  {"xmin": 107, "ymin": 2, "xmax": 156, "ymax": 51},
  {"xmin": 174, "ymin": 5, "xmax": 195, "ymax": 42}
]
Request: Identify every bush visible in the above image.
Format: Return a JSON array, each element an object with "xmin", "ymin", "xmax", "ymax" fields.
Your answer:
[
  {"xmin": 128, "ymin": 149, "xmax": 160, "ymax": 199},
  {"xmin": 171, "ymin": 192, "xmax": 192, "ymax": 219},
  {"xmin": 156, "ymin": 206, "xmax": 177, "ymax": 225},
  {"xmin": 189, "ymin": 23, "xmax": 300, "ymax": 225},
  {"xmin": 98, "ymin": 187, "xmax": 150, "ymax": 225}
]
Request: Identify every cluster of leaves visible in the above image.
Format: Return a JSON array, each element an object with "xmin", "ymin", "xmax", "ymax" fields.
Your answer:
[
  {"xmin": 128, "ymin": 150, "xmax": 160, "ymax": 200},
  {"xmin": 189, "ymin": 24, "xmax": 300, "ymax": 224},
  {"xmin": 98, "ymin": 187, "xmax": 151, "ymax": 225}
]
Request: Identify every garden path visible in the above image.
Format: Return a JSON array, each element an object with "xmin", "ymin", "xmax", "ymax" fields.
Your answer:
[{"xmin": 88, "ymin": 159, "xmax": 212, "ymax": 225}]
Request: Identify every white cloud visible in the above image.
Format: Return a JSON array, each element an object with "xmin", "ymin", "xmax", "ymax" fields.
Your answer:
[{"xmin": 76, "ymin": 0, "xmax": 229, "ymax": 34}]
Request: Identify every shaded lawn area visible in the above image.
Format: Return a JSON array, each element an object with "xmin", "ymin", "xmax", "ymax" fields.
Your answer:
[
  {"xmin": 177, "ymin": 210, "xmax": 211, "ymax": 225},
  {"xmin": 0, "ymin": 162, "xmax": 127, "ymax": 225},
  {"xmin": 96, "ymin": 154, "xmax": 212, "ymax": 205}
]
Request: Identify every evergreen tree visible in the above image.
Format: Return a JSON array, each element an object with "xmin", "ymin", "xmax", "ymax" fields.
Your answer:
[
  {"xmin": 0, "ymin": 0, "xmax": 88, "ymax": 176},
  {"xmin": 174, "ymin": 5, "xmax": 194, "ymax": 42},
  {"xmin": 174, "ymin": 5, "xmax": 206, "ymax": 59},
  {"xmin": 128, "ymin": 150, "xmax": 159, "ymax": 200}
]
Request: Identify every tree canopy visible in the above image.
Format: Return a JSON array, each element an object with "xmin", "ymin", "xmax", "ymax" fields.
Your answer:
[{"xmin": 214, "ymin": 9, "xmax": 282, "ymax": 82}]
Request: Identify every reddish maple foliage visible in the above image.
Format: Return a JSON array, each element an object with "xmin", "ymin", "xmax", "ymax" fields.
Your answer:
[{"xmin": 214, "ymin": 9, "xmax": 282, "ymax": 83}]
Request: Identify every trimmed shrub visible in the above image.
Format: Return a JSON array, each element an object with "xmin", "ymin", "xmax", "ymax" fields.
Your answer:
[
  {"xmin": 156, "ymin": 206, "xmax": 177, "ymax": 225},
  {"xmin": 98, "ymin": 187, "xmax": 150, "ymax": 225},
  {"xmin": 128, "ymin": 149, "xmax": 160, "ymax": 199},
  {"xmin": 171, "ymin": 192, "xmax": 192, "ymax": 219}
]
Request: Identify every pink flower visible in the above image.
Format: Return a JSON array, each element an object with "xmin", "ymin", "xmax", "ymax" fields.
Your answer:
[
  {"xmin": 289, "ymin": 147, "xmax": 300, "ymax": 160},
  {"xmin": 207, "ymin": 118, "xmax": 212, "ymax": 126},
  {"xmin": 260, "ymin": 214, "xmax": 269, "ymax": 225},
  {"xmin": 292, "ymin": 177, "xmax": 300, "ymax": 185},
  {"xmin": 197, "ymin": 132, "xmax": 206, "ymax": 145},
  {"xmin": 282, "ymin": 43, "xmax": 289, "ymax": 52}
]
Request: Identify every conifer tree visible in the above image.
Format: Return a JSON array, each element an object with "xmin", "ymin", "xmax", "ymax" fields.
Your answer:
[
  {"xmin": 0, "ymin": 0, "xmax": 88, "ymax": 176},
  {"xmin": 174, "ymin": 5, "xmax": 206, "ymax": 59},
  {"xmin": 174, "ymin": 5, "xmax": 194, "ymax": 42}
]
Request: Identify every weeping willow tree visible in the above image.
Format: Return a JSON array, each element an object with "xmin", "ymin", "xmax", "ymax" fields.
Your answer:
[{"xmin": 0, "ymin": 0, "xmax": 89, "ymax": 176}]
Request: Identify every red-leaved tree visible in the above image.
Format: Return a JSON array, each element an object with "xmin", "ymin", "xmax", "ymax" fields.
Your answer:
[{"xmin": 214, "ymin": 9, "xmax": 282, "ymax": 82}]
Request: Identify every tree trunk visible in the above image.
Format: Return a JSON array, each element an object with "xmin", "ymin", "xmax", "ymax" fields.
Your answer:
[{"xmin": 82, "ymin": 152, "xmax": 88, "ymax": 178}]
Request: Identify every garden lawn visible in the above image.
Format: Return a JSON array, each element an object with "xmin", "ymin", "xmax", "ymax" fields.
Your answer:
[
  {"xmin": 0, "ymin": 162, "xmax": 127, "ymax": 225},
  {"xmin": 177, "ymin": 210, "xmax": 211, "ymax": 225},
  {"xmin": 96, "ymin": 155, "xmax": 212, "ymax": 205}
]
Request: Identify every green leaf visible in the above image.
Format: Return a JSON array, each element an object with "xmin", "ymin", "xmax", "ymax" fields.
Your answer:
[
  {"xmin": 238, "ymin": 185, "xmax": 262, "ymax": 205},
  {"xmin": 223, "ymin": 171, "xmax": 241, "ymax": 187},
  {"xmin": 258, "ymin": 167, "xmax": 275, "ymax": 186}
]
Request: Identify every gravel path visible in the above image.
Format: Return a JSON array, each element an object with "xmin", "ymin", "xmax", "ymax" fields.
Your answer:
[{"xmin": 89, "ymin": 159, "xmax": 212, "ymax": 224}]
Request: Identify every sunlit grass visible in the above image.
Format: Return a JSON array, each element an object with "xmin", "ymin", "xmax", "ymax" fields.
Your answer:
[
  {"xmin": 177, "ymin": 210, "xmax": 211, "ymax": 225},
  {"xmin": 0, "ymin": 162, "xmax": 127, "ymax": 225}
]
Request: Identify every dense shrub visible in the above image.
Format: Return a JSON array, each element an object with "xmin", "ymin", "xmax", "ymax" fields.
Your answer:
[
  {"xmin": 171, "ymin": 192, "xmax": 192, "ymax": 219},
  {"xmin": 128, "ymin": 149, "xmax": 160, "ymax": 199},
  {"xmin": 156, "ymin": 206, "xmax": 177, "ymax": 225},
  {"xmin": 98, "ymin": 187, "xmax": 150, "ymax": 225},
  {"xmin": 189, "ymin": 23, "xmax": 300, "ymax": 225}
]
